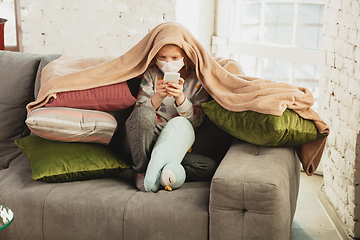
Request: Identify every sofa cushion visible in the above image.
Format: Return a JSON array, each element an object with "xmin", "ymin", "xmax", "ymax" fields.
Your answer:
[
  {"xmin": 1, "ymin": 151, "xmax": 210, "ymax": 240},
  {"xmin": 122, "ymin": 182, "xmax": 210, "ymax": 240},
  {"xmin": 108, "ymin": 77, "xmax": 141, "ymax": 125},
  {"xmin": 45, "ymin": 81, "xmax": 136, "ymax": 111},
  {"xmin": 26, "ymin": 107, "xmax": 118, "ymax": 145},
  {"xmin": 0, "ymin": 51, "xmax": 42, "ymax": 169},
  {"xmin": 35, "ymin": 54, "xmax": 136, "ymax": 112},
  {"xmin": 14, "ymin": 135, "xmax": 130, "ymax": 183},
  {"xmin": 202, "ymin": 100, "xmax": 328, "ymax": 147},
  {"xmin": 0, "ymin": 156, "xmax": 61, "ymax": 240}
]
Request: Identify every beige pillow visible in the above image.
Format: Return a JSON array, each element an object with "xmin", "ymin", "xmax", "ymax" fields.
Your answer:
[{"xmin": 26, "ymin": 107, "xmax": 117, "ymax": 145}]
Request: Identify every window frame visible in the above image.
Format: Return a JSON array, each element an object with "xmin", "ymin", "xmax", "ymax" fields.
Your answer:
[
  {"xmin": 3, "ymin": 0, "xmax": 22, "ymax": 52},
  {"xmin": 213, "ymin": 0, "xmax": 325, "ymax": 108}
]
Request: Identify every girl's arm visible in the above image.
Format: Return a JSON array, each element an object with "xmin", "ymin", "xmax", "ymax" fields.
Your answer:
[
  {"xmin": 177, "ymin": 88, "xmax": 208, "ymax": 128},
  {"xmin": 151, "ymin": 80, "xmax": 168, "ymax": 110},
  {"xmin": 135, "ymin": 68, "xmax": 167, "ymax": 110},
  {"xmin": 167, "ymin": 80, "xmax": 209, "ymax": 128}
]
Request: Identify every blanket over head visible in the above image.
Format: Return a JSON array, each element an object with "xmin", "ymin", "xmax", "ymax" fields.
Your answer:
[{"xmin": 26, "ymin": 22, "xmax": 329, "ymax": 176}]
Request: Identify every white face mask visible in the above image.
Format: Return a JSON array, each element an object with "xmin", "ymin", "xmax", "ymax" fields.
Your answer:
[{"xmin": 156, "ymin": 58, "xmax": 184, "ymax": 73}]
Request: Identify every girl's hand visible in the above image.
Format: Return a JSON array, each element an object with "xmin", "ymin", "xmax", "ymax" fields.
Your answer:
[
  {"xmin": 155, "ymin": 79, "xmax": 168, "ymax": 99},
  {"xmin": 151, "ymin": 79, "xmax": 168, "ymax": 110},
  {"xmin": 166, "ymin": 78, "xmax": 186, "ymax": 106}
]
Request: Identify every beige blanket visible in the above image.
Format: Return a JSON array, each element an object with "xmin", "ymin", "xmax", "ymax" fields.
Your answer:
[{"xmin": 27, "ymin": 22, "xmax": 329, "ymax": 176}]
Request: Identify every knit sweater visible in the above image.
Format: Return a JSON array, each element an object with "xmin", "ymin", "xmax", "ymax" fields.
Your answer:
[{"xmin": 136, "ymin": 66, "xmax": 209, "ymax": 129}]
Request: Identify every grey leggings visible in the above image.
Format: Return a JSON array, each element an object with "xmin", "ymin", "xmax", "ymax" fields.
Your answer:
[{"xmin": 119, "ymin": 106, "xmax": 217, "ymax": 182}]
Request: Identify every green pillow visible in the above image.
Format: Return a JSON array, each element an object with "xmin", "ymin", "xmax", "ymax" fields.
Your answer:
[
  {"xmin": 14, "ymin": 135, "xmax": 129, "ymax": 183},
  {"xmin": 201, "ymin": 100, "xmax": 328, "ymax": 147}
]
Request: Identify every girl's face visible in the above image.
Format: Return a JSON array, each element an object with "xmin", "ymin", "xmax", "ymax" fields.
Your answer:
[{"xmin": 156, "ymin": 45, "xmax": 184, "ymax": 63}]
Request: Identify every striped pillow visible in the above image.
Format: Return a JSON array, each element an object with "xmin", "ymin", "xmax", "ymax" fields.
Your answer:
[{"xmin": 26, "ymin": 107, "xmax": 117, "ymax": 145}]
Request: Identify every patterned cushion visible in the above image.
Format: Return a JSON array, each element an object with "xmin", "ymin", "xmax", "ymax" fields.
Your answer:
[
  {"xmin": 26, "ymin": 107, "xmax": 117, "ymax": 145},
  {"xmin": 45, "ymin": 81, "xmax": 136, "ymax": 111}
]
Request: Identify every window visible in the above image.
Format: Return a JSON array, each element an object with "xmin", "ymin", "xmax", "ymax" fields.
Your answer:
[
  {"xmin": 0, "ymin": 0, "xmax": 19, "ymax": 51},
  {"xmin": 213, "ymin": 0, "xmax": 325, "ymax": 110}
]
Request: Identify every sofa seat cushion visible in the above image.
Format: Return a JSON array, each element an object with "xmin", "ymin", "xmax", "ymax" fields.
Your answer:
[
  {"xmin": 0, "ymin": 155, "xmax": 211, "ymax": 240},
  {"xmin": 0, "ymin": 154, "xmax": 59, "ymax": 240},
  {"xmin": 123, "ymin": 182, "xmax": 210, "ymax": 240},
  {"xmin": 0, "ymin": 51, "xmax": 42, "ymax": 169},
  {"xmin": 0, "ymin": 159, "xmax": 135, "ymax": 240}
]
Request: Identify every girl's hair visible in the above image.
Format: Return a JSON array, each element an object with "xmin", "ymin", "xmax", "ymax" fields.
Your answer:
[{"xmin": 179, "ymin": 50, "xmax": 194, "ymax": 78}]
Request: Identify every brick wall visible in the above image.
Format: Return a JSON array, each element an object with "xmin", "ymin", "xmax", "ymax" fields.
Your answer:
[
  {"xmin": 19, "ymin": 0, "xmax": 176, "ymax": 56},
  {"xmin": 18, "ymin": 0, "xmax": 214, "ymax": 56},
  {"xmin": 320, "ymin": 0, "xmax": 360, "ymax": 237}
]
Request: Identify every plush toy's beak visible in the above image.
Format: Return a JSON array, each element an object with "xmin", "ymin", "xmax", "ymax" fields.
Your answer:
[
  {"xmin": 164, "ymin": 186, "xmax": 172, "ymax": 191},
  {"xmin": 160, "ymin": 162, "xmax": 186, "ymax": 191}
]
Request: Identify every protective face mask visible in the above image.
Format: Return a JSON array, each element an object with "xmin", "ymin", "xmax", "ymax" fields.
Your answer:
[{"xmin": 156, "ymin": 58, "xmax": 184, "ymax": 73}]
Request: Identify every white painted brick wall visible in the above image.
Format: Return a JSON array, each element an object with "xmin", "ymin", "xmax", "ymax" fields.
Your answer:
[
  {"xmin": 19, "ymin": 0, "xmax": 214, "ymax": 56},
  {"xmin": 19, "ymin": 0, "xmax": 177, "ymax": 56},
  {"xmin": 320, "ymin": 0, "xmax": 360, "ymax": 237}
]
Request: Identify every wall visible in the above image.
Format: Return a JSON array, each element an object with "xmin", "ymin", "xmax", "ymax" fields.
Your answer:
[
  {"xmin": 19, "ymin": 0, "xmax": 176, "ymax": 56},
  {"xmin": 18, "ymin": 0, "xmax": 215, "ymax": 56},
  {"xmin": 175, "ymin": 0, "xmax": 215, "ymax": 53},
  {"xmin": 320, "ymin": 0, "xmax": 360, "ymax": 237}
]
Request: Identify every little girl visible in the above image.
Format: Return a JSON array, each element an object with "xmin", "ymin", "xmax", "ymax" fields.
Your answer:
[{"xmin": 120, "ymin": 44, "xmax": 217, "ymax": 191}]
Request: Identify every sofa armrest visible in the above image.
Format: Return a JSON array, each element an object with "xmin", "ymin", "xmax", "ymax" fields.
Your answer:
[{"xmin": 209, "ymin": 139, "xmax": 300, "ymax": 240}]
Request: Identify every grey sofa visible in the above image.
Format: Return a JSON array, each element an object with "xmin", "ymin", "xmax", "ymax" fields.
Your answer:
[{"xmin": 0, "ymin": 50, "xmax": 300, "ymax": 240}]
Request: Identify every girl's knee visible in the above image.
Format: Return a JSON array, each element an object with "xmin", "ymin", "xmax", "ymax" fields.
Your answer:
[
  {"xmin": 126, "ymin": 106, "xmax": 157, "ymax": 130},
  {"xmin": 133, "ymin": 106, "xmax": 156, "ymax": 120}
]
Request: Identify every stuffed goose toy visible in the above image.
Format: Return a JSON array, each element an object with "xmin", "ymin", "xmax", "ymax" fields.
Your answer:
[{"xmin": 144, "ymin": 116, "xmax": 195, "ymax": 192}]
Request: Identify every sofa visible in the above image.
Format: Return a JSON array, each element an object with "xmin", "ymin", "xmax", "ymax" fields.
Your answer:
[{"xmin": 0, "ymin": 50, "xmax": 300, "ymax": 240}]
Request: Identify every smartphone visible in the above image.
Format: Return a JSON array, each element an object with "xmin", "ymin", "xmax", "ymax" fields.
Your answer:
[{"xmin": 163, "ymin": 72, "xmax": 180, "ymax": 84}]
